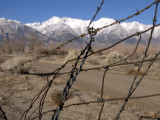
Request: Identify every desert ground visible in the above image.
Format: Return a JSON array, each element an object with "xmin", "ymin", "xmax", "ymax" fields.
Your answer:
[{"xmin": 0, "ymin": 53, "xmax": 160, "ymax": 120}]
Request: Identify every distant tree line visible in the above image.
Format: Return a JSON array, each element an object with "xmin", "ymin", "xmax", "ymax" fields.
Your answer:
[
  {"xmin": 0, "ymin": 33, "xmax": 68, "ymax": 55},
  {"xmin": 0, "ymin": 33, "xmax": 43, "ymax": 54}
]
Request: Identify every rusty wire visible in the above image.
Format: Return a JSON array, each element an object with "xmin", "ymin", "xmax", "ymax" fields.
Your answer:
[
  {"xmin": 29, "ymin": 93, "xmax": 160, "ymax": 120},
  {"xmin": 88, "ymin": 0, "xmax": 105, "ymax": 28},
  {"xmin": 52, "ymin": 23, "xmax": 160, "ymax": 69},
  {"xmin": 20, "ymin": 0, "xmax": 104, "ymax": 119},
  {"xmin": 5, "ymin": 0, "xmax": 159, "ymax": 120},
  {"xmin": 98, "ymin": 69, "xmax": 108, "ymax": 120},
  {"xmin": 52, "ymin": 0, "xmax": 104, "ymax": 118},
  {"xmin": 115, "ymin": 0, "xmax": 160, "ymax": 119},
  {"xmin": 0, "ymin": 0, "xmax": 159, "ymax": 74},
  {"xmin": 52, "ymin": 29, "xmax": 95, "ymax": 120}
]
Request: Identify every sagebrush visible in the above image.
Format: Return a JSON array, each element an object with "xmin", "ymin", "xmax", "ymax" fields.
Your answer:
[{"xmin": 1, "ymin": 56, "xmax": 32, "ymax": 74}]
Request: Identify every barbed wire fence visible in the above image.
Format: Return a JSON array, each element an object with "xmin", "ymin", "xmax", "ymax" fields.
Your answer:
[
  {"xmin": 115, "ymin": 1, "xmax": 159, "ymax": 119},
  {"xmin": 1, "ymin": 0, "xmax": 159, "ymax": 74},
  {"xmin": 0, "ymin": 0, "xmax": 160, "ymax": 120}
]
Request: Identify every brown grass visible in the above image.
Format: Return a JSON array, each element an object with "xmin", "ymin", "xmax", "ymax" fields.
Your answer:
[
  {"xmin": 0, "ymin": 56, "xmax": 32, "ymax": 74},
  {"xmin": 103, "ymin": 44, "xmax": 159, "ymax": 57},
  {"xmin": 50, "ymin": 90, "xmax": 73, "ymax": 104},
  {"xmin": 63, "ymin": 50, "xmax": 79, "ymax": 64},
  {"xmin": 127, "ymin": 68, "xmax": 145, "ymax": 76},
  {"xmin": 103, "ymin": 51, "xmax": 126, "ymax": 65}
]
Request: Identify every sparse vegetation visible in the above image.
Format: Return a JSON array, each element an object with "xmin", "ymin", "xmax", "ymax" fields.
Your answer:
[
  {"xmin": 0, "ymin": 56, "xmax": 32, "ymax": 74},
  {"xmin": 0, "ymin": 0, "xmax": 160, "ymax": 119},
  {"xmin": 50, "ymin": 89, "xmax": 73, "ymax": 104},
  {"xmin": 103, "ymin": 51, "xmax": 126, "ymax": 64},
  {"xmin": 86, "ymin": 55, "xmax": 100, "ymax": 65},
  {"xmin": 63, "ymin": 50, "xmax": 79, "ymax": 64},
  {"xmin": 127, "ymin": 68, "xmax": 145, "ymax": 76}
]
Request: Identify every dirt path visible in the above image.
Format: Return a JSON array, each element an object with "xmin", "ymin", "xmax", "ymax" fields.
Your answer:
[
  {"xmin": 32, "ymin": 62, "xmax": 160, "ymax": 113},
  {"xmin": 0, "ymin": 60, "xmax": 160, "ymax": 119},
  {"xmin": 75, "ymin": 70, "xmax": 160, "ymax": 113}
]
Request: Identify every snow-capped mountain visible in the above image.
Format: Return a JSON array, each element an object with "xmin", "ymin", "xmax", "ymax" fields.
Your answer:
[
  {"xmin": 0, "ymin": 18, "xmax": 51, "ymax": 42},
  {"xmin": 26, "ymin": 16, "xmax": 160, "ymax": 45},
  {"xmin": 0, "ymin": 17, "xmax": 160, "ymax": 45}
]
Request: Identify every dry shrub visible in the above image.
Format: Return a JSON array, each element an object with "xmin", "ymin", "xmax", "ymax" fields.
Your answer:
[
  {"xmin": 38, "ymin": 48, "xmax": 51, "ymax": 55},
  {"xmin": 127, "ymin": 68, "xmax": 145, "ymax": 76},
  {"xmin": 64, "ymin": 50, "xmax": 79, "ymax": 64},
  {"xmin": 86, "ymin": 55, "xmax": 99, "ymax": 65},
  {"xmin": 103, "ymin": 51, "xmax": 126, "ymax": 64},
  {"xmin": 64, "ymin": 50, "xmax": 101, "ymax": 65},
  {"xmin": 50, "ymin": 90, "xmax": 73, "ymax": 104},
  {"xmin": 1, "ymin": 56, "xmax": 32, "ymax": 74},
  {"xmin": 56, "ymin": 49, "xmax": 68, "ymax": 55},
  {"xmin": 103, "ymin": 44, "xmax": 159, "ymax": 59},
  {"xmin": 127, "ymin": 63, "xmax": 149, "ymax": 76},
  {"xmin": 146, "ymin": 55, "xmax": 155, "ymax": 59},
  {"xmin": 35, "ymin": 47, "xmax": 68, "ymax": 55}
]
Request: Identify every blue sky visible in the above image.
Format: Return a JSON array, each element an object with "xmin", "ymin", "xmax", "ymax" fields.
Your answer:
[{"xmin": 0, "ymin": 0, "xmax": 159, "ymax": 24}]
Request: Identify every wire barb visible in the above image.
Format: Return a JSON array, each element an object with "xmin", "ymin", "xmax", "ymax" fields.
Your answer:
[
  {"xmin": 115, "ymin": 1, "xmax": 159, "ymax": 119},
  {"xmin": 1, "ymin": 0, "xmax": 158, "ymax": 74},
  {"xmin": 52, "ymin": 19, "xmax": 99, "ymax": 120},
  {"xmin": 17, "ymin": 0, "xmax": 160, "ymax": 120}
]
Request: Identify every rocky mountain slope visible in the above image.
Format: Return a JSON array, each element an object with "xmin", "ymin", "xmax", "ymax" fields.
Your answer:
[
  {"xmin": 0, "ymin": 18, "xmax": 51, "ymax": 42},
  {"xmin": 0, "ymin": 17, "xmax": 160, "ymax": 45}
]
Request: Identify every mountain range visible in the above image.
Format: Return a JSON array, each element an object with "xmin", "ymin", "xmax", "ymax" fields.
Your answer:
[{"xmin": 0, "ymin": 17, "xmax": 160, "ymax": 46}]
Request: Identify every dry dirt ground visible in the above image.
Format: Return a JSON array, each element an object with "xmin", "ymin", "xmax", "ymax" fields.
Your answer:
[{"xmin": 0, "ymin": 54, "xmax": 160, "ymax": 120}]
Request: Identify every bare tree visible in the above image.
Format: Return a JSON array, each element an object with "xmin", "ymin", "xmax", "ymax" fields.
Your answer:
[{"xmin": 28, "ymin": 33, "xmax": 39, "ymax": 52}]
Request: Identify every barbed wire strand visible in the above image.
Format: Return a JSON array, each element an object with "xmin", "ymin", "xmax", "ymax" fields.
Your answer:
[
  {"xmin": 34, "ymin": 31, "xmax": 141, "ymax": 118},
  {"xmin": 98, "ymin": 102, "xmax": 105, "ymax": 120},
  {"xmin": 17, "ymin": 0, "xmax": 160, "ymax": 120},
  {"xmin": 37, "ymin": 65, "xmax": 69, "ymax": 120},
  {"xmin": 1, "ymin": 0, "xmax": 158, "ymax": 74},
  {"xmin": 88, "ymin": 0, "xmax": 105, "ymax": 28},
  {"xmin": 6, "ymin": 22, "xmax": 160, "ymax": 80},
  {"xmin": 88, "ymin": 24, "xmax": 160, "ymax": 57},
  {"xmin": 20, "ymin": 68, "xmax": 63, "ymax": 120},
  {"xmin": 37, "ymin": 67, "xmax": 67, "ymax": 119},
  {"xmin": 115, "ymin": 1, "xmax": 159, "ymax": 119},
  {"xmin": 30, "ymin": 93, "xmax": 160, "ymax": 120},
  {"xmin": 47, "ymin": 22, "xmax": 160, "ymax": 75},
  {"xmin": 52, "ymin": 0, "xmax": 105, "ymax": 119},
  {"xmin": 49, "ymin": 23, "xmax": 160, "ymax": 78},
  {"xmin": 20, "ymin": 55, "xmax": 91, "ymax": 120},
  {"xmin": 98, "ymin": 33, "xmax": 141, "ymax": 120},
  {"xmin": 58, "ymin": 23, "xmax": 160, "ymax": 68},
  {"xmin": 46, "ymin": 53, "xmax": 160, "ymax": 81},
  {"xmin": 49, "ymin": 55, "xmax": 160, "ymax": 78},
  {"xmin": 52, "ymin": 28, "xmax": 96, "ymax": 120},
  {"xmin": 82, "ymin": 57, "xmax": 160, "ymax": 72},
  {"xmin": 98, "ymin": 69, "xmax": 108, "ymax": 120},
  {"xmin": 54, "ymin": 23, "xmax": 160, "ymax": 76},
  {"xmin": 97, "ymin": 0, "xmax": 159, "ymax": 31},
  {"xmin": 54, "ymin": 0, "xmax": 159, "ymax": 49},
  {"xmin": 20, "ymin": 65, "xmax": 65, "ymax": 119},
  {"xmin": 20, "ymin": 22, "xmax": 91, "ymax": 120},
  {"xmin": 20, "ymin": 46, "xmax": 160, "ymax": 120}
]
